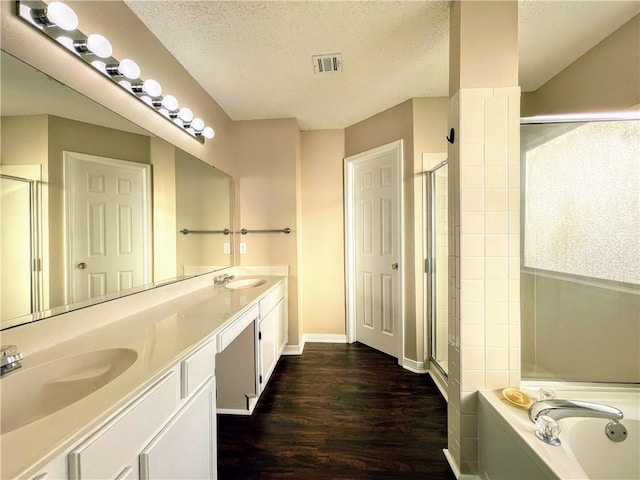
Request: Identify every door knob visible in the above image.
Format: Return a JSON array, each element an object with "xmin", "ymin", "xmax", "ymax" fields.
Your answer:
[
  {"xmin": 391, "ymin": 262, "xmax": 399, "ymax": 270},
  {"xmin": 77, "ymin": 262, "xmax": 87, "ymax": 269}
]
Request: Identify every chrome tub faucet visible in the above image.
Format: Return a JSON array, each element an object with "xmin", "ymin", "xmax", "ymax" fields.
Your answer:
[{"xmin": 529, "ymin": 398, "xmax": 626, "ymax": 446}]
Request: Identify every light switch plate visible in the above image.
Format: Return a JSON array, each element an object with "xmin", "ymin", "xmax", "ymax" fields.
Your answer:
[
  {"xmin": 224, "ymin": 243, "xmax": 231, "ymax": 254},
  {"xmin": 240, "ymin": 242, "xmax": 247, "ymax": 254}
]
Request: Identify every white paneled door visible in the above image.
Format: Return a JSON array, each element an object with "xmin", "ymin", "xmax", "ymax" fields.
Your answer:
[
  {"xmin": 65, "ymin": 152, "xmax": 151, "ymax": 304},
  {"xmin": 345, "ymin": 141, "xmax": 402, "ymax": 358}
]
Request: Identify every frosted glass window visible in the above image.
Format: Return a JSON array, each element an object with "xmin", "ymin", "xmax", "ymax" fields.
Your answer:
[{"xmin": 524, "ymin": 120, "xmax": 640, "ymax": 285}]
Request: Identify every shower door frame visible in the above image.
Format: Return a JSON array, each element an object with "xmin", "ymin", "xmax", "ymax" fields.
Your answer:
[{"xmin": 425, "ymin": 158, "xmax": 449, "ymax": 378}]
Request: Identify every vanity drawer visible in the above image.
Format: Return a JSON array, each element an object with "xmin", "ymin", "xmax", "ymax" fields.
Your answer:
[
  {"xmin": 259, "ymin": 281, "xmax": 286, "ymax": 316},
  {"xmin": 217, "ymin": 305, "xmax": 259, "ymax": 353},
  {"xmin": 68, "ymin": 370, "xmax": 178, "ymax": 480},
  {"xmin": 181, "ymin": 340, "xmax": 216, "ymax": 398}
]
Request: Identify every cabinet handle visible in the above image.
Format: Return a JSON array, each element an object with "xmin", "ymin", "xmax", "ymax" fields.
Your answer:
[{"xmin": 114, "ymin": 466, "xmax": 133, "ymax": 480}]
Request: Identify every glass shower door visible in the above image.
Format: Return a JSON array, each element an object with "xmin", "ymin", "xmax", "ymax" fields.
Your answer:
[
  {"xmin": 1, "ymin": 174, "xmax": 34, "ymax": 320},
  {"xmin": 428, "ymin": 162, "xmax": 448, "ymax": 375}
]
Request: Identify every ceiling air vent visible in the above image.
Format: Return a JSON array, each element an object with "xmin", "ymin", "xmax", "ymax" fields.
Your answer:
[{"xmin": 312, "ymin": 54, "xmax": 342, "ymax": 74}]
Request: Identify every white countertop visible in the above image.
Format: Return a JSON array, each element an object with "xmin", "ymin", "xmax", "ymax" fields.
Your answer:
[{"xmin": 0, "ymin": 275, "xmax": 285, "ymax": 479}]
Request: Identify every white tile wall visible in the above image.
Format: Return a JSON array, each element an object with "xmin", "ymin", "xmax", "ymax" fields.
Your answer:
[{"xmin": 447, "ymin": 86, "xmax": 521, "ymax": 476}]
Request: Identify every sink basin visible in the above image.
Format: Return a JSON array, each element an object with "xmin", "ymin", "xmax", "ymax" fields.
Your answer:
[
  {"xmin": 225, "ymin": 278, "xmax": 267, "ymax": 290},
  {"xmin": 0, "ymin": 348, "xmax": 137, "ymax": 434}
]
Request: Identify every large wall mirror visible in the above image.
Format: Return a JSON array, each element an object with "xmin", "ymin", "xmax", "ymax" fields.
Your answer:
[{"xmin": 0, "ymin": 50, "xmax": 233, "ymax": 330}]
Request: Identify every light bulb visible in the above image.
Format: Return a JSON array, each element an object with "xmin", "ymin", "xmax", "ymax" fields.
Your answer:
[
  {"xmin": 86, "ymin": 34, "xmax": 112, "ymax": 58},
  {"xmin": 118, "ymin": 80, "xmax": 132, "ymax": 91},
  {"xmin": 161, "ymin": 95, "xmax": 178, "ymax": 112},
  {"xmin": 158, "ymin": 108, "xmax": 170, "ymax": 117},
  {"xmin": 45, "ymin": 2, "xmax": 78, "ymax": 31},
  {"xmin": 143, "ymin": 79, "xmax": 162, "ymax": 97},
  {"xmin": 119, "ymin": 59, "xmax": 140, "ymax": 80},
  {"xmin": 56, "ymin": 36, "xmax": 74, "ymax": 50},
  {"xmin": 203, "ymin": 127, "xmax": 215, "ymax": 139},
  {"xmin": 131, "ymin": 79, "xmax": 162, "ymax": 97},
  {"xmin": 178, "ymin": 107, "xmax": 193, "ymax": 123},
  {"xmin": 107, "ymin": 59, "xmax": 140, "ymax": 80},
  {"xmin": 191, "ymin": 118, "xmax": 205, "ymax": 131},
  {"xmin": 74, "ymin": 34, "xmax": 112, "ymax": 58},
  {"xmin": 91, "ymin": 60, "xmax": 107, "ymax": 74},
  {"xmin": 186, "ymin": 127, "xmax": 196, "ymax": 135},
  {"xmin": 140, "ymin": 95, "xmax": 153, "ymax": 106}
]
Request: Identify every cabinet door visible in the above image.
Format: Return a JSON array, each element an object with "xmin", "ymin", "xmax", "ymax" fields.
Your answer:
[
  {"xmin": 259, "ymin": 309, "xmax": 278, "ymax": 390},
  {"xmin": 139, "ymin": 377, "xmax": 217, "ymax": 480},
  {"xmin": 68, "ymin": 371, "xmax": 178, "ymax": 480}
]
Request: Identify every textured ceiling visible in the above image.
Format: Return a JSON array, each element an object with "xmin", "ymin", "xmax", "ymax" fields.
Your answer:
[{"xmin": 124, "ymin": 1, "xmax": 639, "ymax": 130}]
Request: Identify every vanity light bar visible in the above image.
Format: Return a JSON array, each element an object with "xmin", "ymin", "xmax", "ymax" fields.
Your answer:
[{"xmin": 17, "ymin": 0, "xmax": 216, "ymax": 142}]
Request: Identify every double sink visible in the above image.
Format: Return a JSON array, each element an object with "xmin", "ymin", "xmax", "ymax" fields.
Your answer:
[{"xmin": 0, "ymin": 277, "xmax": 267, "ymax": 435}]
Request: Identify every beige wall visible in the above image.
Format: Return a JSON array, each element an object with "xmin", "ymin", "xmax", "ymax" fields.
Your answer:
[
  {"xmin": 150, "ymin": 138, "xmax": 177, "ymax": 282},
  {"xmin": 232, "ymin": 119, "xmax": 302, "ymax": 345},
  {"xmin": 412, "ymin": 98, "xmax": 450, "ymax": 362},
  {"xmin": 529, "ymin": 14, "xmax": 640, "ymax": 115},
  {"xmin": 175, "ymin": 149, "xmax": 232, "ymax": 275},
  {"xmin": 300, "ymin": 129, "xmax": 346, "ymax": 336},
  {"xmin": 450, "ymin": 1, "xmax": 519, "ymax": 93}
]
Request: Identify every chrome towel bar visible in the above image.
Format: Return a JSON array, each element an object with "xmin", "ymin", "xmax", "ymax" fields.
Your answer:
[
  {"xmin": 180, "ymin": 228, "xmax": 231, "ymax": 235},
  {"xmin": 240, "ymin": 228, "xmax": 291, "ymax": 235}
]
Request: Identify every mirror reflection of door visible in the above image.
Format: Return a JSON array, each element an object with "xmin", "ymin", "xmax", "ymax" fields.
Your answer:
[
  {"xmin": 64, "ymin": 152, "xmax": 151, "ymax": 304},
  {"xmin": 428, "ymin": 161, "xmax": 448, "ymax": 375},
  {"xmin": 0, "ymin": 170, "xmax": 40, "ymax": 320}
]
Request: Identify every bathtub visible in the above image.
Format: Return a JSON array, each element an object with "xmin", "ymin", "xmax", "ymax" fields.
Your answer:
[{"xmin": 478, "ymin": 387, "xmax": 640, "ymax": 480}]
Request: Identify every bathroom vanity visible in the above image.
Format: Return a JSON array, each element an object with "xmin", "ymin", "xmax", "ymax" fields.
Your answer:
[{"xmin": 0, "ymin": 273, "xmax": 288, "ymax": 480}]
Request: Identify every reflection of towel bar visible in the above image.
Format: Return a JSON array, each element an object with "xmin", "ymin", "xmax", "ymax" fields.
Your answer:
[
  {"xmin": 180, "ymin": 228, "xmax": 231, "ymax": 235},
  {"xmin": 240, "ymin": 228, "xmax": 291, "ymax": 235}
]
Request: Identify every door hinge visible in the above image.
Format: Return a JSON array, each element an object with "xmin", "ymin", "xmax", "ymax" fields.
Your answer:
[
  {"xmin": 33, "ymin": 258, "xmax": 42, "ymax": 272},
  {"xmin": 259, "ymin": 374, "xmax": 263, "ymax": 384},
  {"xmin": 258, "ymin": 331, "xmax": 262, "ymax": 340},
  {"xmin": 425, "ymin": 257, "xmax": 432, "ymax": 274}
]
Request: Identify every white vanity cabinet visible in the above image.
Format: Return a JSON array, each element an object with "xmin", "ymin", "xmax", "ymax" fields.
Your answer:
[
  {"xmin": 258, "ymin": 306, "xmax": 278, "ymax": 389},
  {"xmin": 139, "ymin": 377, "xmax": 216, "ymax": 480},
  {"xmin": 216, "ymin": 279, "xmax": 288, "ymax": 413},
  {"xmin": 67, "ymin": 340, "xmax": 217, "ymax": 480},
  {"xmin": 258, "ymin": 280, "xmax": 287, "ymax": 390}
]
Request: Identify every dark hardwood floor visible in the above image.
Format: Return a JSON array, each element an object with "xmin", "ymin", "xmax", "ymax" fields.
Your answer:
[{"xmin": 217, "ymin": 342, "xmax": 455, "ymax": 480}]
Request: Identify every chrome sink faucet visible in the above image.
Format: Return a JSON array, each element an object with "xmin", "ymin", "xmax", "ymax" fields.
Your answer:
[
  {"xmin": 214, "ymin": 274, "xmax": 235, "ymax": 285},
  {"xmin": 1, "ymin": 345, "xmax": 24, "ymax": 376},
  {"xmin": 529, "ymin": 399, "xmax": 626, "ymax": 446}
]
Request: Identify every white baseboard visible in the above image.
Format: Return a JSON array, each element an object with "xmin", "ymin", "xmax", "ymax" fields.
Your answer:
[
  {"xmin": 402, "ymin": 358, "xmax": 427, "ymax": 374},
  {"xmin": 303, "ymin": 333, "xmax": 347, "ymax": 343},
  {"xmin": 282, "ymin": 344, "xmax": 304, "ymax": 355},
  {"xmin": 217, "ymin": 408, "xmax": 251, "ymax": 416},
  {"xmin": 282, "ymin": 334, "xmax": 347, "ymax": 355},
  {"xmin": 443, "ymin": 449, "xmax": 481, "ymax": 480}
]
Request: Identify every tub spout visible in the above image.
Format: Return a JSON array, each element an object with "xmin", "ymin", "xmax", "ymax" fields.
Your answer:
[{"xmin": 529, "ymin": 399, "xmax": 624, "ymax": 424}]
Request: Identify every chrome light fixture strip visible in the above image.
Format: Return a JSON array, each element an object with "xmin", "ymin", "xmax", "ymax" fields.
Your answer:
[{"xmin": 16, "ymin": 0, "xmax": 215, "ymax": 143}]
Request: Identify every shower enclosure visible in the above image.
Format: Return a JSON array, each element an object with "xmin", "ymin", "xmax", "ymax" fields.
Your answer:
[
  {"xmin": 520, "ymin": 113, "xmax": 640, "ymax": 384},
  {"xmin": 426, "ymin": 161, "xmax": 448, "ymax": 376}
]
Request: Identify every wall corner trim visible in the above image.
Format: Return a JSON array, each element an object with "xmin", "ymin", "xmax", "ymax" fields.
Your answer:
[{"xmin": 402, "ymin": 358, "xmax": 427, "ymax": 374}]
